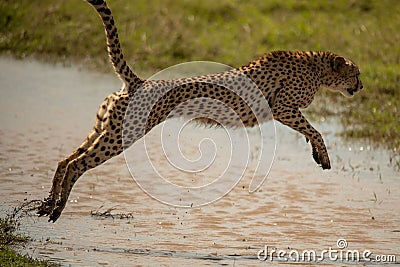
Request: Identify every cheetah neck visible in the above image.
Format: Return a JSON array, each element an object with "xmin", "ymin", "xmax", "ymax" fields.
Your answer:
[{"xmin": 238, "ymin": 51, "xmax": 337, "ymax": 87}]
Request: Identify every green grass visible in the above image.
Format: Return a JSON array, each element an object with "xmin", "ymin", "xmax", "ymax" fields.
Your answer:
[
  {"xmin": 0, "ymin": 215, "xmax": 29, "ymax": 248},
  {"xmin": 0, "ymin": 247, "xmax": 56, "ymax": 267},
  {"xmin": 0, "ymin": 204, "xmax": 57, "ymax": 267},
  {"xmin": 1, "ymin": 0, "xmax": 399, "ymax": 152}
]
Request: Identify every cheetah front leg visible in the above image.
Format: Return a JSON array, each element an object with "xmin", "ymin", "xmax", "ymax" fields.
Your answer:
[
  {"xmin": 273, "ymin": 105, "xmax": 331, "ymax": 169},
  {"xmin": 38, "ymin": 130, "xmax": 100, "ymax": 217},
  {"xmin": 305, "ymin": 137, "xmax": 322, "ymax": 165}
]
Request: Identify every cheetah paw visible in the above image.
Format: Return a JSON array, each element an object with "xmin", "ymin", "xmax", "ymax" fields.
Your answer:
[
  {"xmin": 48, "ymin": 210, "xmax": 61, "ymax": 223},
  {"xmin": 37, "ymin": 198, "xmax": 55, "ymax": 217},
  {"xmin": 318, "ymin": 151, "xmax": 331, "ymax": 170},
  {"xmin": 48, "ymin": 200, "xmax": 66, "ymax": 222},
  {"xmin": 321, "ymin": 157, "xmax": 331, "ymax": 170},
  {"xmin": 311, "ymin": 145, "xmax": 331, "ymax": 169}
]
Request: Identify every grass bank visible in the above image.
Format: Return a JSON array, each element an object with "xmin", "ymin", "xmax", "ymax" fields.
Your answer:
[
  {"xmin": 1, "ymin": 0, "xmax": 399, "ymax": 152},
  {"xmin": 0, "ymin": 247, "xmax": 55, "ymax": 267},
  {"xmin": 0, "ymin": 204, "xmax": 57, "ymax": 266}
]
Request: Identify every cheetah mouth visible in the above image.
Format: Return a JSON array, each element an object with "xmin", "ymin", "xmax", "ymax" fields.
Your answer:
[
  {"xmin": 343, "ymin": 87, "xmax": 358, "ymax": 98},
  {"xmin": 347, "ymin": 85, "xmax": 361, "ymax": 96},
  {"xmin": 348, "ymin": 77, "xmax": 363, "ymax": 96}
]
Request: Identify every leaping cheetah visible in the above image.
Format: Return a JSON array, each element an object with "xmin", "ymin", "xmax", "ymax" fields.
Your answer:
[{"xmin": 38, "ymin": 0, "xmax": 363, "ymax": 222}]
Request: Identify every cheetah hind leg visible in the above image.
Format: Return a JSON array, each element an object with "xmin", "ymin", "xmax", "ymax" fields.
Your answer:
[
  {"xmin": 49, "ymin": 132, "xmax": 123, "ymax": 222},
  {"xmin": 37, "ymin": 130, "xmax": 100, "ymax": 217}
]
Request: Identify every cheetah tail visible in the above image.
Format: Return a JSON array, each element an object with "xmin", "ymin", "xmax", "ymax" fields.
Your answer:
[{"xmin": 86, "ymin": 0, "xmax": 142, "ymax": 91}]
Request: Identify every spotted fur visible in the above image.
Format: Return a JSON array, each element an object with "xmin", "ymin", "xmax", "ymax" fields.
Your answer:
[{"xmin": 38, "ymin": 0, "xmax": 363, "ymax": 222}]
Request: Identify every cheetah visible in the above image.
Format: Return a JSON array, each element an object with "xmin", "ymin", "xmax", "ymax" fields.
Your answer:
[{"xmin": 38, "ymin": 0, "xmax": 363, "ymax": 222}]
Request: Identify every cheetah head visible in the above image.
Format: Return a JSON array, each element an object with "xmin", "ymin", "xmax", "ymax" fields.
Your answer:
[{"xmin": 324, "ymin": 56, "xmax": 363, "ymax": 98}]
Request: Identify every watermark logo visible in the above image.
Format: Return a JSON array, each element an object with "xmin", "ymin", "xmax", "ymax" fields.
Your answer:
[
  {"xmin": 336, "ymin": 238, "xmax": 348, "ymax": 249},
  {"xmin": 122, "ymin": 61, "xmax": 276, "ymax": 207},
  {"xmin": 257, "ymin": 239, "xmax": 397, "ymax": 263}
]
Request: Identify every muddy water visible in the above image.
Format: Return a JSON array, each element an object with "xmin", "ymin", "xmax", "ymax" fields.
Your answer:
[{"xmin": 0, "ymin": 57, "xmax": 399, "ymax": 266}]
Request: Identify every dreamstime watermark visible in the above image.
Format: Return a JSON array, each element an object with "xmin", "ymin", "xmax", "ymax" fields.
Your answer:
[
  {"xmin": 257, "ymin": 239, "xmax": 397, "ymax": 263},
  {"xmin": 122, "ymin": 61, "xmax": 276, "ymax": 207}
]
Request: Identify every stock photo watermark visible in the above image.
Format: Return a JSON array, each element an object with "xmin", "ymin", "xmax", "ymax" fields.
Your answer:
[
  {"xmin": 257, "ymin": 239, "xmax": 397, "ymax": 263},
  {"xmin": 123, "ymin": 61, "xmax": 276, "ymax": 207}
]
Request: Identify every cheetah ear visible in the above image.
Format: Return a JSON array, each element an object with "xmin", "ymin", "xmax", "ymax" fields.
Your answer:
[{"xmin": 332, "ymin": 56, "xmax": 346, "ymax": 72}]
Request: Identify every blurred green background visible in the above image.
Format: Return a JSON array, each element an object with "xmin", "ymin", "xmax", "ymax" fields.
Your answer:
[{"xmin": 1, "ymin": 0, "xmax": 399, "ymax": 151}]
